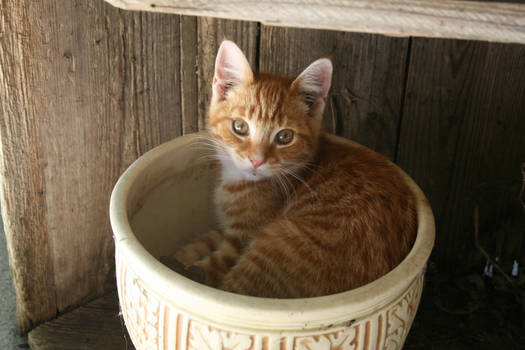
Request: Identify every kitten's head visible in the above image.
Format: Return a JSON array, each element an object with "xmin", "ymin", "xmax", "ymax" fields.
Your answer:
[{"xmin": 208, "ymin": 40, "xmax": 332, "ymax": 181}]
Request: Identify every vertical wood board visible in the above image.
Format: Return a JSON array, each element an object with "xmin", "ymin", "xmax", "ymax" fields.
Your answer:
[
  {"xmin": 180, "ymin": 16, "xmax": 199, "ymax": 134},
  {"xmin": 0, "ymin": 0, "xmax": 185, "ymax": 332},
  {"xmin": 397, "ymin": 38, "xmax": 525, "ymax": 269},
  {"xmin": 196, "ymin": 18, "xmax": 259, "ymax": 129},
  {"xmin": 0, "ymin": 0, "xmax": 58, "ymax": 332},
  {"xmin": 259, "ymin": 26, "xmax": 410, "ymax": 159}
]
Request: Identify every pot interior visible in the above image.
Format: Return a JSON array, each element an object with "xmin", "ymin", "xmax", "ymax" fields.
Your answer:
[{"xmin": 129, "ymin": 150, "xmax": 219, "ymax": 260}]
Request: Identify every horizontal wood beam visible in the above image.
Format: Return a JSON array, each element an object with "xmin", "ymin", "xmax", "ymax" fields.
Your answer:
[{"xmin": 105, "ymin": 0, "xmax": 525, "ymax": 45}]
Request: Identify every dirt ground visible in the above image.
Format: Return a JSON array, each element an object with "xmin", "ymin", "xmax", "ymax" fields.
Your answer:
[{"xmin": 404, "ymin": 262, "xmax": 525, "ymax": 350}]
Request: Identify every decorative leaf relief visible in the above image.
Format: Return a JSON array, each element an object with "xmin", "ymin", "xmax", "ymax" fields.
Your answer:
[
  {"xmin": 188, "ymin": 320, "xmax": 253, "ymax": 350},
  {"xmin": 384, "ymin": 300, "xmax": 408, "ymax": 350},
  {"xmin": 188, "ymin": 323, "xmax": 220, "ymax": 350},
  {"xmin": 296, "ymin": 335, "xmax": 332, "ymax": 350},
  {"xmin": 265, "ymin": 336, "xmax": 287, "ymax": 350},
  {"xmin": 384, "ymin": 276, "xmax": 424, "ymax": 350},
  {"xmin": 121, "ymin": 269, "xmax": 161, "ymax": 350},
  {"xmin": 221, "ymin": 332, "xmax": 253, "ymax": 350},
  {"xmin": 326, "ymin": 326, "xmax": 357, "ymax": 350},
  {"xmin": 295, "ymin": 326, "xmax": 357, "ymax": 350}
]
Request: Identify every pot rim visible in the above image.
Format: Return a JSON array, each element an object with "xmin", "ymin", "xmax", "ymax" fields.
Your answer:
[{"xmin": 109, "ymin": 131, "xmax": 435, "ymax": 332}]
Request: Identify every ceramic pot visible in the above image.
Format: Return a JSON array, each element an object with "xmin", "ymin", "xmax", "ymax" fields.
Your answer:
[{"xmin": 109, "ymin": 132, "xmax": 435, "ymax": 350}]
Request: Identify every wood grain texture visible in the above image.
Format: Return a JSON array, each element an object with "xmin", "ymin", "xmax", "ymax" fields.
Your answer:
[
  {"xmin": 104, "ymin": 0, "xmax": 525, "ymax": 44},
  {"xmin": 196, "ymin": 18, "xmax": 259, "ymax": 128},
  {"xmin": 180, "ymin": 16, "xmax": 199, "ymax": 134},
  {"xmin": 0, "ymin": 0, "xmax": 184, "ymax": 332},
  {"xmin": 259, "ymin": 26, "xmax": 409, "ymax": 159},
  {"xmin": 28, "ymin": 292, "xmax": 131, "ymax": 350},
  {"xmin": 396, "ymin": 38, "xmax": 525, "ymax": 269},
  {"xmin": 118, "ymin": 5, "xmax": 183, "ymax": 155},
  {"xmin": 0, "ymin": 0, "xmax": 57, "ymax": 332}
]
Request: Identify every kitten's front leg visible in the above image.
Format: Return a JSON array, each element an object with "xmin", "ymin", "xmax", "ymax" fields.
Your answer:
[
  {"xmin": 193, "ymin": 233, "xmax": 246, "ymax": 287},
  {"xmin": 173, "ymin": 230, "xmax": 224, "ymax": 267}
]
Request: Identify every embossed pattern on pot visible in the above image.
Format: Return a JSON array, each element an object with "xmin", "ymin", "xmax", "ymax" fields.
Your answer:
[{"xmin": 117, "ymin": 247, "xmax": 424, "ymax": 350}]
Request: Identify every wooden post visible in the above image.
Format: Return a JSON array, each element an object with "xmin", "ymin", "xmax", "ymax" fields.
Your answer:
[{"xmin": 0, "ymin": 0, "xmax": 188, "ymax": 332}]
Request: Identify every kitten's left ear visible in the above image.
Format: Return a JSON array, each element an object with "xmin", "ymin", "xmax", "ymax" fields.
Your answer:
[
  {"xmin": 213, "ymin": 40, "xmax": 254, "ymax": 102},
  {"xmin": 292, "ymin": 58, "xmax": 333, "ymax": 119}
]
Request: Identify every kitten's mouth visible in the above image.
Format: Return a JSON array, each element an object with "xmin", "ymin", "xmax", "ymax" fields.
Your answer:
[
  {"xmin": 245, "ymin": 167, "xmax": 269, "ymax": 180},
  {"xmin": 249, "ymin": 169, "xmax": 263, "ymax": 179}
]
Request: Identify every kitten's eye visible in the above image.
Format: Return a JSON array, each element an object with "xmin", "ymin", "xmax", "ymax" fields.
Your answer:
[
  {"xmin": 232, "ymin": 119, "xmax": 249, "ymax": 136},
  {"xmin": 275, "ymin": 129, "xmax": 294, "ymax": 145}
]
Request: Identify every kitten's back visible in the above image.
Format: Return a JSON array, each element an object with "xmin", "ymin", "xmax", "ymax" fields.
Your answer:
[{"xmin": 220, "ymin": 134, "xmax": 417, "ymax": 297}]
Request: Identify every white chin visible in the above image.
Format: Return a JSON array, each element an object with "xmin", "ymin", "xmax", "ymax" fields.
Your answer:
[
  {"xmin": 236, "ymin": 167, "xmax": 269, "ymax": 181},
  {"xmin": 220, "ymin": 160, "xmax": 269, "ymax": 182},
  {"xmin": 246, "ymin": 171, "xmax": 267, "ymax": 181}
]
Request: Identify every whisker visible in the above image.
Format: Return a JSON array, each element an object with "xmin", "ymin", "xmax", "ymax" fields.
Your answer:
[
  {"xmin": 281, "ymin": 171, "xmax": 297, "ymax": 201},
  {"xmin": 274, "ymin": 172, "xmax": 292, "ymax": 204},
  {"xmin": 271, "ymin": 175, "xmax": 286, "ymax": 203},
  {"xmin": 301, "ymin": 161, "xmax": 320, "ymax": 174},
  {"xmin": 187, "ymin": 136, "xmax": 230, "ymax": 166},
  {"xmin": 197, "ymin": 155, "xmax": 229, "ymax": 163},
  {"xmin": 280, "ymin": 166, "xmax": 319, "ymax": 205},
  {"xmin": 280, "ymin": 173, "xmax": 292, "ymax": 204}
]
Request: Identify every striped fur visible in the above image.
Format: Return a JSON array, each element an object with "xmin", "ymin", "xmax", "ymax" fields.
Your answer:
[{"xmin": 173, "ymin": 41, "xmax": 416, "ymax": 298}]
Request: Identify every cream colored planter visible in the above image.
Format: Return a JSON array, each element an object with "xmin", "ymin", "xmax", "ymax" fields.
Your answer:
[{"xmin": 109, "ymin": 132, "xmax": 435, "ymax": 350}]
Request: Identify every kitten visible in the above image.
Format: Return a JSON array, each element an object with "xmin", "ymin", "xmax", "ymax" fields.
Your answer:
[{"xmin": 173, "ymin": 40, "xmax": 417, "ymax": 298}]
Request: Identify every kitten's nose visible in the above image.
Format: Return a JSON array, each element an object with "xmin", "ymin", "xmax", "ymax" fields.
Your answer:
[{"xmin": 249, "ymin": 157, "xmax": 264, "ymax": 169}]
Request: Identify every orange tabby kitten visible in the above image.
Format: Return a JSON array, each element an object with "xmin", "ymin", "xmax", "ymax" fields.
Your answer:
[{"xmin": 174, "ymin": 40, "xmax": 417, "ymax": 298}]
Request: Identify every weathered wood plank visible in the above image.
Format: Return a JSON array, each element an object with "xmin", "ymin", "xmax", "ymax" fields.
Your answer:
[
  {"xmin": 0, "ymin": 0, "xmax": 184, "ymax": 332},
  {"xmin": 259, "ymin": 26, "xmax": 409, "ymax": 159},
  {"xmin": 28, "ymin": 292, "xmax": 132, "ymax": 350},
  {"xmin": 396, "ymin": 38, "xmax": 525, "ymax": 270},
  {"xmin": 196, "ymin": 18, "xmax": 259, "ymax": 128},
  {"xmin": 118, "ymin": 6, "xmax": 183, "ymax": 156},
  {"xmin": 180, "ymin": 16, "xmax": 199, "ymax": 134},
  {"xmin": 0, "ymin": 0, "xmax": 57, "ymax": 333},
  {"xmin": 104, "ymin": 0, "xmax": 525, "ymax": 44}
]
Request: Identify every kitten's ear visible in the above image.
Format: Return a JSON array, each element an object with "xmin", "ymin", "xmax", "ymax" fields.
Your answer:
[
  {"xmin": 292, "ymin": 58, "xmax": 333, "ymax": 119},
  {"xmin": 213, "ymin": 40, "xmax": 254, "ymax": 102}
]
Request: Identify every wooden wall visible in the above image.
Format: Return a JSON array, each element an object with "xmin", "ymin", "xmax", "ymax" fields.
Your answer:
[{"xmin": 1, "ymin": 0, "xmax": 524, "ymax": 332}]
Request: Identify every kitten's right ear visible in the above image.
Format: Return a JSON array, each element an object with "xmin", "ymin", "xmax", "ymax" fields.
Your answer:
[
  {"xmin": 212, "ymin": 40, "xmax": 254, "ymax": 102},
  {"xmin": 292, "ymin": 58, "xmax": 333, "ymax": 119}
]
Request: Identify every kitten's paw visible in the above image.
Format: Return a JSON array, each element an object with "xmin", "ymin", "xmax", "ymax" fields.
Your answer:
[
  {"xmin": 173, "ymin": 230, "xmax": 224, "ymax": 267},
  {"xmin": 173, "ymin": 247, "xmax": 201, "ymax": 268}
]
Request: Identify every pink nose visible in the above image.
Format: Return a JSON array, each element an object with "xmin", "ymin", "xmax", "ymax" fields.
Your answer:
[{"xmin": 250, "ymin": 157, "xmax": 264, "ymax": 169}]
